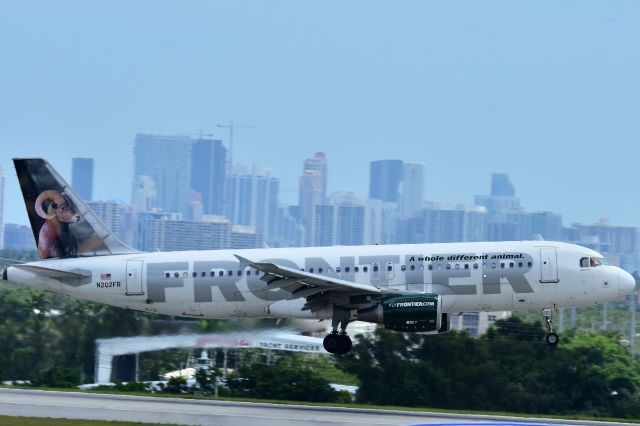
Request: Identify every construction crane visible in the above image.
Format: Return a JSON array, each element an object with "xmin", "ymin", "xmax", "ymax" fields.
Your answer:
[{"xmin": 217, "ymin": 121, "xmax": 258, "ymax": 175}]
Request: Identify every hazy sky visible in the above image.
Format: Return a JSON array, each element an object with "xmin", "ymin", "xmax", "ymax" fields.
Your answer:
[{"xmin": 1, "ymin": 1, "xmax": 639, "ymax": 227}]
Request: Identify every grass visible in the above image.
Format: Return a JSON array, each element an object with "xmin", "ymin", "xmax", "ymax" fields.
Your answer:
[{"xmin": 0, "ymin": 416, "xmax": 182, "ymax": 426}]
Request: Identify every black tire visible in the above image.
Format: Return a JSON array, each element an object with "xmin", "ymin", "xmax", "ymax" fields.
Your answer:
[
  {"xmin": 545, "ymin": 332, "xmax": 559, "ymax": 346},
  {"xmin": 337, "ymin": 334, "xmax": 352, "ymax": 355},
  {"xmin": 323, "ymin": 333, "xmax": 341, "ymax": 354}
]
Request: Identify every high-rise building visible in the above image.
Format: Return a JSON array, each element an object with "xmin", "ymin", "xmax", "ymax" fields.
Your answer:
[
  {"xmin": 398, "ymin": 162, "xmax": 424, "ymax": 218},
  {"xmin": 303, "ymin": 152, "xmax": 328, "ymax": 198},
  {"xmin": 369, "ymin": 160, "xmax": 404, "ymax": 203},
  {"xmin": 191, "ymin": 137, "xmax": 227, "ymax": 215},
  {"xmin": 136, "ymin": 212, "xmax": 234, "ymax": 252},
  {"xmin": 226, "ymin": 166, "xmax": 279, "ymax": 241},
  {"xmin": 299, "ymin": 153, "xmax": 328, "ymax": 246},
  {"xmin": 230, "ymin": 225, "xmax": 264, "ymax": 249},
  {"xmin": 88, "ymin": 201, "xmax": 137, "ymax": 247},
  {"xmin": 421, "ymin": 203, "xmax": 487, "ymax": 243},
  {"xmin": 490, "ymin": 173, "xmax": 515, "ymax": 197},
  {"xmin": 133, "ymin": 134, "xmax": 192, "ymax": 216},
  {"xmin": 3, "ymin": 223, "xmax": 33, "ymax": 251},
  {"xmin": 71, "ymin": 158, "xmax": 94, "ymax": 201},
  {"xmin": 0, "ymin": 166, "xmax": 4, "ymax": 249}
]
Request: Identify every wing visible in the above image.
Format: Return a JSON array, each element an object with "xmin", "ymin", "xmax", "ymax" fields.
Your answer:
[{"xmin": 235, "ymin": 255, "xmax": 384, "ymax": 312}]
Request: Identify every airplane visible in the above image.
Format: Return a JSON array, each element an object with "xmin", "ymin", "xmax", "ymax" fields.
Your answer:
[{"xmin": 1, "ymin": 158, "xmax": 636, "ymax": 354}]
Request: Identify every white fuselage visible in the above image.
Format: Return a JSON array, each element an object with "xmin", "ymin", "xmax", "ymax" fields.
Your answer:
[{"xmin": 6, "ymin": 241, "xmax": 635, "ymax": 322}]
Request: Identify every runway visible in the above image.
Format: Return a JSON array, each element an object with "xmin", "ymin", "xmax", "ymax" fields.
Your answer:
[{"xmin": 0, "ymin": 388, "xmax": 636, "ymax": 426}]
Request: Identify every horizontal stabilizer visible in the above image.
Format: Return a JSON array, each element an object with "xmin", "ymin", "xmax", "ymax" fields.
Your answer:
[{"xmin": 13, "ymin": 264, "xmax": 92, "ymax": 280}]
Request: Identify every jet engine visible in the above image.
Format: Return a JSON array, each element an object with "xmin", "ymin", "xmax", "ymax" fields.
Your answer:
[{"xmin": 358, "ymin": 294, "xmax": 451, "ymax": 333}]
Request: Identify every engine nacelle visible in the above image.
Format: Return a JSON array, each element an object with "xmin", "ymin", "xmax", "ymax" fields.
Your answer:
[{"xmin": 358, "ymin": 294, "xmax": 450, "ymax": 333}]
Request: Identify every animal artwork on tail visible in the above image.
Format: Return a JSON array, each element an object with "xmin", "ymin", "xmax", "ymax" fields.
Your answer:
[{"xmin": 34, "ymin": 190, "xmax": 80, "ymax": 259}]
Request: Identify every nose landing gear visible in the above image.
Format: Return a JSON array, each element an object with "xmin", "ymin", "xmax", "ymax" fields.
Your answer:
[{"xmin": 542, "ymin": 308, "xmax": 559, "ymax": 346}]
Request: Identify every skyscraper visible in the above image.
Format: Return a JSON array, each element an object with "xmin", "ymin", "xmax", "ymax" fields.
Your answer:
[
  {"xmin": 298, "ymin": 152, "xmax": 328, "ymax": 246},
  {"xmin": 71, "ymin": 158, "xmax": 94, "ymax": 201},
  {"xmin": 490, "ymin": 173, "xmax": 515, "ymax": 197},
  {"xmin": 369, "ymin": 160, "xmax": 404, "ymax": 203},
  {"xmin": 398, "ymin": 162, "xmax": 424, "ymax": 218},
  {"xmin": 133, "ymin": 134, "xmax": 192, "ymax": 216},
  {"xmin": 226, "ymin": 166, "xmax": 279, "ymax": 240},
  {"xmin": 0, "ymin": 166, "xmax": 4, "ymax": 249},
  {"xmin": 191, "ymin": 137, "xmax": 227, "ymax": 215}
]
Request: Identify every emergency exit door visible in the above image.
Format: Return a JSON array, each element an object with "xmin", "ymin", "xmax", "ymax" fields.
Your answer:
[
  {"xmin": 539, "ymin": 248, "xmax": 559, "ymax": 283},
  {"xmin": 125, "ymin": 260, "xmax": 144, "ymax": 295}
]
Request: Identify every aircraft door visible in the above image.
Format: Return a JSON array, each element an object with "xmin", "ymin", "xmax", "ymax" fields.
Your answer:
[
  {"xmin": 540, "ymin": 248, "xmax": 559, "ymax": 283},
  {"xmin": 125, "ymin": 260, "xmax": 145, "ymax": 295}
]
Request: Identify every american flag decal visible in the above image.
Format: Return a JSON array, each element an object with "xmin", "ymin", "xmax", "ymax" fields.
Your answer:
[{"xmin": 100, "ymin": 273, "xmax": 112, "ymax": 280}]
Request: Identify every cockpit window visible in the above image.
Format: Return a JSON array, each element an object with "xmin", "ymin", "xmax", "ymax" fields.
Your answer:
[
  {"xmin": 598, "ymin": 257, "xmax": 609, "ymax": 265},
  {"xmin": 580, "ymin": 257, "xmax": 589, "ymax": 268},
  {"xmin": 590, "ymin": 257, "xmax": 601, "ymax": 267}
]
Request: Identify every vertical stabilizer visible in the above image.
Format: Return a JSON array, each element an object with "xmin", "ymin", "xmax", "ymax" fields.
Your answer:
[{"xmin": 13, "ymin": 158, "xmax": 139, "ymax": 259}]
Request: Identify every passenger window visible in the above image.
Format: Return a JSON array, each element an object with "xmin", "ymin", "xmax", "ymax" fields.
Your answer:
[
  {"xmin": 491, "ymin": 263, "xmax": 496, "ymax": 269},
  {"xmin": 363, "ymin": 266, "xmax": 368, "ymax": 272},
  {"xmin": 174, "ymin": 272, "xmax": 179, "ymax": 278},
  {"xmin": 420, "ymin": 265, "xmax": 424, "ymax": 271},
  {"xmin": 455, "ymin": 264, "xmax": 460, "ymax": 270},
  {"xmin": 192, "ymin": 272, "xmax": 197, "ymax": 278},
  {"xmin": 227, "ymin": 271, "xmax": 233, "ymax": 276},
  {"xmin": 219, "ymin": 271, "xmax": 224, "ymax": 277},
  {"xmin": 387, "ymin": 265, "xmax": 393, "ymax": 272},
  {"xmin": 246, "ymin": 270, "xmax": 251, "ymax": 276},
  {"xmin": 237, "ymin": 270, "xmax": 242, "ymax": 276},
  {"xmin": 309, "ymin": 268, "xmax": 314, "ymax": 273},
  {"xmin": 401, "ymin": 265, "xmax": 406, "ymax": 271},
  {"xmin": 165, "ymin": 272, "xmax": 170, "ymax": 278},
  {"xmin": 183, "ymin": 272, "xmax": 188, "ymax": 278},
  {"xmin": 446, "ymin": 263, "xmax": 451, "ymax": 270},
  {"xmin": 327, "ymin": 267, "xmax": 332, "ymax": 273},
  {"xmin": 210, "ymin": 271, "xmax": 215, "ymax": 277},
  {"xmin": 255, "ymin": 270, "xmax": 259, "ymax": 275},
  {"xmin": 473, "ymin": 263, "xmax": 478, "ymax": 269},
  {"xmin": 528, "ymin": 262, "xmax": 532, "ymax": 267},
  {"xmin": 202, "ymin": 271, "xmax": 206, "ymax": 277},
  {"xmin": 518, "ymin": 262, "xmax": 523, "ymax": 268},
  {"xmin": 410, "ymin": 265, "xmax": 415, "ymax": 271},
  {"xmin": 345, "ymin": 267, "xmax": 350, "ymax": 273},
  {"xmin": 500, "ymin": 263, "xmax": 505, "ymax": 269},
  {"xmin": 428, "ymin": 265, "xmax": 432, "ymax": 271},
  {"xmin": 354, "ymin": 266, "xmax": 359, "ymax": 272},
  {"xmin": 336, "ymin": 267, "xmax": 341, "ymax": 273},
  {"xmin": 373, "ymin": 265, "xmax": 379, "ymax": 272},
  {"xmin": 318, "ymin": 268, "xmax": 323, "ymax": 273},
  {"xmin": 464, "ymin": 264, "xmax": 469, "ymax": 270},
  {"xmin": 509, "ymin": 262, "xmax": 514, "ymax": 268}
]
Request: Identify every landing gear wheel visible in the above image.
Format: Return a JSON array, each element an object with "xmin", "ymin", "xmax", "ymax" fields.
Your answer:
[
  {"xmin": 323, "ymin": 332, "xmax": 353, "ymax": 354},
  {"xmin": 340, "ymin": 333, "xmax": 353, "ymax": 354},
  {"xmin": 545, "ymin": 332, "xmax": 559, "ymax": 346}
]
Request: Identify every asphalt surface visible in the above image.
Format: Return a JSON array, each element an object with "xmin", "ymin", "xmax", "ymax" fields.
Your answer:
[{"xmin": 0, "ymin": 388, "xmax": 637, "ymax": 426}]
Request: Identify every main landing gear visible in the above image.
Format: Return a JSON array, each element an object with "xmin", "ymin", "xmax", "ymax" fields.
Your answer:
[
  {"xmin": 542, "ymin": 308, "xmax": 559, "ymax": 346},
  {"xmin": 323, "ymin": 308, "xmax": 353, "ymax": 355},
  {"xmin": 323, "ymin": 331, "xmax": 352, "ymax": 355}
]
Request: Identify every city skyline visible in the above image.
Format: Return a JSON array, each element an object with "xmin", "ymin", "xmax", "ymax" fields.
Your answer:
[
  {"xmin": 0, "ymin": 140, "xmax": 637, "ymax": 229},
  {"xmin": 2, "ymin": 1, "xmax": 640, "ymax": 227}
]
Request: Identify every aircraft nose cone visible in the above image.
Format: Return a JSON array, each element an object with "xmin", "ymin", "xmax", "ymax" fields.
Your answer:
[{"xmin": 619, "ymin": 270, "xmax": 636, "ymax": 297}]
